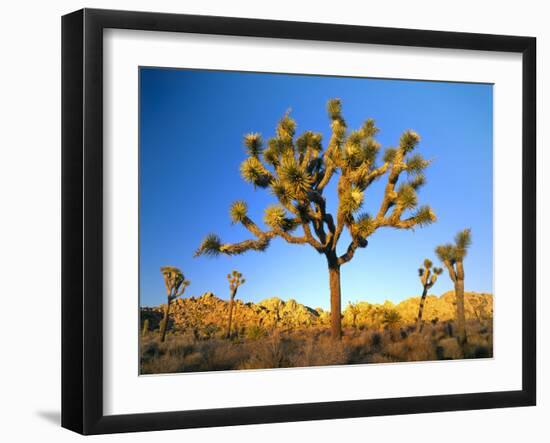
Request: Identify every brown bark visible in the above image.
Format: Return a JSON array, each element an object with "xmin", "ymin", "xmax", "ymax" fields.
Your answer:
[
  {"xmin": 416, "ymin": 286, "xmax": 429, "ymax": 332},
  {"xmin": 328, "ymin": 255, "xmax": 342, "ymax": 340},
  {"xmin": 226, "ymin": 289, "xmax": 237, "ymax": 338},
  {"xmin": 160, "ymin": 301, "xmax": 171, "ymax": 342},
  {"xmin": 454, "ymin": 261, "xmax": 467, "ymax": 345},
  {"xmin": 454, "ymin": 278, "xmax": 467, "ymax": 345}
]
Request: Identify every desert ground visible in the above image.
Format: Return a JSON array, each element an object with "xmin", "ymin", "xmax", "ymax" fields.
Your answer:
[{"xmin": 140, "ymin": 291, "xmax": 493, "ymax": 374}]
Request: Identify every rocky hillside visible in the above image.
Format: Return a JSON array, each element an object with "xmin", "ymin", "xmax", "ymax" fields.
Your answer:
[{"xmin": 141, "ymin": 291, "xmax": 493, "ymax": 336}]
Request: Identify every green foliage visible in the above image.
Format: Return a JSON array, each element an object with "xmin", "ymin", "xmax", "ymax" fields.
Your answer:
[
  {"xmin": 160, "ymin": 266, "xmax": 190, "ymax": 298},
  {"xmin": 246, "ymin": 325, "xmax": 267, "ymax": 340},
  {"xmin": 406, "ymin": 153, "xmax": 430, "ymax": 174},
  {"xmin": 435, "ymin": 229, "xmax": 472, "ymax": 264},
  {"xmin": 355, "ymin": 212, "xmax": 375, "ymax": 237},
  {"xmin": 296, "ymin": 130, "xmax": 322, "ymax": 153},
  {"xmin": 277, "ymin": 112, "xmax": 297, "ymax": 143},
  {"xmin": 327, "ymin": 98, "xmax": 342, "ymax": 120},
  {"xmin": 383, "ymin": 147, "xmax": 398, "ymax": 163},
  {"xmin": 396, "ymin": 184, "xmax": 418, "ymax": 210},
  {"xmin": 197, "ymin": 98, "xmax": 436, "ymax": 262},
  {"xmin": 195, "ymin": 233, "xmax": 222, "ymax": 257},
  {"xmin": 279, "ymin": 157, "xmax": 312, "ymax": 198},
  {"xmin": 230, "ymin": 200, "xmax": 248, "ymax": 224},
  {"xmin": 195, "ymin": 98, "xmax": 438, "ymax": 339},
  {"xmin": 270, "ymin": 179, "xmax": 293, "ymax": 205},
  {"xmin": 399, "ymin": 130, "xmax": 421, "ymax": 153},
  {"xmin": 382, "ymin": 308, "xmax": 402, "ymax": 329},
  {"xmin": 243, "ymin": 133, "xmax": 263, "ymax": 157},
  {"xmin": 240, "ymin": 156, "xmax": 271, "ymax": 188},
  {"xmin": 263, "ymin": 205, "xmax": 296, "ymax": 231},
  {"xmin": 454, "ymin": 228, "xmax": 472, "ymax": 259},
  {"xmin": 413, "ymin": 205, "xmax": 436, "ymax": 226},
  {"xmin": 361, "ymin": 118, "xmax": 379, "ymax": 138},
  {"xmin": 435, "ymin": 243, "xmax": 455, "ymax": 263},
  {"xmin": 340, "ymin": 185, "xmax": 364, "ymax": 215},
  {"xmin": 228, "ymin": 270, "xmax": 245, "ymax": 291},
  {"xmin": 409, "ymin": 173, "xmax": 426, "ymax": 190}
]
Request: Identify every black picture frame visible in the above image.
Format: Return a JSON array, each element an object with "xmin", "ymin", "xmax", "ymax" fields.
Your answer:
[{"xmin": 61, "ymin": 8, "xmax": 536, "ymax": 435}]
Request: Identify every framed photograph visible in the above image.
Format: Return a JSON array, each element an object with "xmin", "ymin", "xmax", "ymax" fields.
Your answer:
[{"xmin": 62, "ymin": 8, "xmax": 536, "ymax": 435}]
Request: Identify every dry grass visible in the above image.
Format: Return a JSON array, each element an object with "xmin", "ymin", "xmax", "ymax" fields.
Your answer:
[{"xmin": 140, "ymin": 319, "xmax": 493, "ymax": 374}]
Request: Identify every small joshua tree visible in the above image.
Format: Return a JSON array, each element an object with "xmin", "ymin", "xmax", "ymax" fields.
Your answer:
[
  {"xmin": 141, "ymin": 318, "xmax": 150, "ymax": 337},
  {"xmin": 159, "ymin": 266, "xmax": 190, "ymax": 342},
  {"xmin": 195, "ymin": 99, "xmax": 436, "ymax": 340},
  {"xmin": 416, "ymin": 259, "xmax": 443, "ymax": 332},
  {"xmin": 435, "ymin": 229, "xmax": 472, "ymax": 345},
  {"xmin": 226, "ymin": 270, "xmax": 245, "ymax": 338},
  {"xmin": 382, "ymin": 308, "xmax": 401, "ymax": 330}
]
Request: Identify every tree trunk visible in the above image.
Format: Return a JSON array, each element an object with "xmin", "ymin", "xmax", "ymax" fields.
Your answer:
[
  {"xmin": 416, "ymin": 286, "xmax": 429, "ymax": 333},
  {"xmin": 160, "ymin": 301, "xmax": 171, "ymax": 342},
  {"xmin": 328, "ymin": 262, "xmax": 342, "ymax": 340},
  {"xmin": 226, "ymin": 291, "xmax": 236, "ymax": 338},
  {"xmin": 454, "ymin": 278, "xmax": 467, "ymax": 345}
]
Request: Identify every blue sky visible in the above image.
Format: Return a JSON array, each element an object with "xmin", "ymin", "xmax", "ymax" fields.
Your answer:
[{"xmin": 139, "ymin": 67, "xmax": 493, "ymax": 309}]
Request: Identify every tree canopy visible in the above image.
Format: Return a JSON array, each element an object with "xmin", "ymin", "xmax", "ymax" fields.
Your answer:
[{"xmin": 195, "ymin": 98, "xmax": 436, "ymax": 264}]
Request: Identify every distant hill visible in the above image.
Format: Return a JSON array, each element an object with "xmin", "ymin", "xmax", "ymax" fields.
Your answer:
[{"xmin": 141, "ymin": 291, "xmax": 493, "ymax": 334}]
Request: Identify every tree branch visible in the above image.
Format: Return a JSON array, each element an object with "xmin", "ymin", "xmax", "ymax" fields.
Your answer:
[
  {"xmin": 276, "ymin": 229, "xmax": 309, "ymax": 245},
  {"xmin": 240, "ymin": 216, "xmax": 268, "ymax": 238},
  {"xmin": 338, "ymin": 237, "xmax": 368, "ymax": 265},
  {"xmin": 218, "ymin": 235, "xmax": 275, "ymax": 255},
  {"xmin": 442, "ymin": 260, "xmax": 457, "ymax": 282},
  {"xmin": 301, "ymin": 223, "xmax": 325, "ymax": 252}
]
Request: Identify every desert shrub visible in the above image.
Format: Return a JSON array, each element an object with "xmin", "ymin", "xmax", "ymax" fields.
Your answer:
[
  {"xmin": 200, "ymin": 323, "xmax": 221, "ymax": 339},
  {"xmin": 246, "ymin": 325, "xmax": 267, "ymax": 340},
  {"xmin": 140, "ymin": 318, "xmax": 492, "ymax": 373},
  {"xmin": 370, "ymin": 332, "xmax": 383, "ymax": 348},
  {"xmin": 382, "ymin": 308, "xmax": 402, "ymax": 330},
  {"xmin": 369, "ymin": 353, "xmax": 397, "ymax": 364},
  {"xmin": 437, "ymin": 337, "xmax": 463, "ymax": 359},
  {"xmin": 141, "ymin": 341, "xmax": 159, "ymax": 359},
  {"xmin": 239, "ymin": 332, "xmax": 285, "ymax": 369}
]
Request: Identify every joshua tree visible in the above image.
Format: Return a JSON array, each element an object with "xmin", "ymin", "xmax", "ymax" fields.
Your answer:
[
  {"xmin": 141, "ymin": 318, "xmax": 150, "ymax": 337},
  {"xmin": 159, "ymin": 266, "xmax": 190, "ymax": 342},
  {"xmin": 382, "ymin": 308, "xmax": 402, "ymax": 330},
  {"xmin": 416, "ymin": 259, "xmax": 443, "ymax": 332},
  {"xmin": 195, "ymin": 99, "xmax": 436, "ymax": 339},
  {"xmin": 435, "ymin": 229, "xmax": 472, "ymax": 345},
  {"xmin": 226, "ymin": 270, "xmax": 245, "ymax": 338}
]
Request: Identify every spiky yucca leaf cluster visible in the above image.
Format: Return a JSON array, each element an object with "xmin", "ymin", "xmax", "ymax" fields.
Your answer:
[
  {"xmin": 240, "ymin": 156, "xmax": 271, "ymax": 188},
  {"xmin": 354, "ymin": 212, "xmax": 376, "ymax": 238},
  {"xmin": 412, "ymin": 206, "xmax": 436, "ymax": 227},
  {"xmin": 263, "ymin": 205, "xmax": 296, "ymax": 232},
  {"xmin": 230, "ymin": 200, "xmax": 248, "ymax": 224},
  {"xmin": 196, "ymin": 98, "xmax": 437, "ymax": 270},
  {"xmin": 279, "ymin": 156, "xmax": 313, "ymax": 199},
  {"xmin": 454, "ymin": 228, "xmax": 472, "ymax": 259},
  {"xmin": 400, "ymin": 130, "xmax": 421, "ymax": 153},
  {"xmin": 227, "ymin": 270, "xmax": 245, "ymax": 292},
  {"xmin": 195, "ymin": 233, "xmax": 222, "ymax": 257},
  {"xmin": 160, "ymin": 266, "xmax": 190, "ymax": 301},
  {"xmin": 435, "ymin": 229, "xmax": 472, "ymax": 266},
  {"xmin": 435, "ymin": 228, "xmax": 472, "ymax": 288},
  {"xmin": 244, "ymin": 133, "xmax": 263, "ymax": 157},
  {"xmin": 418, "ymin": 258, "xmax": 443, "ymax": 288}
]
